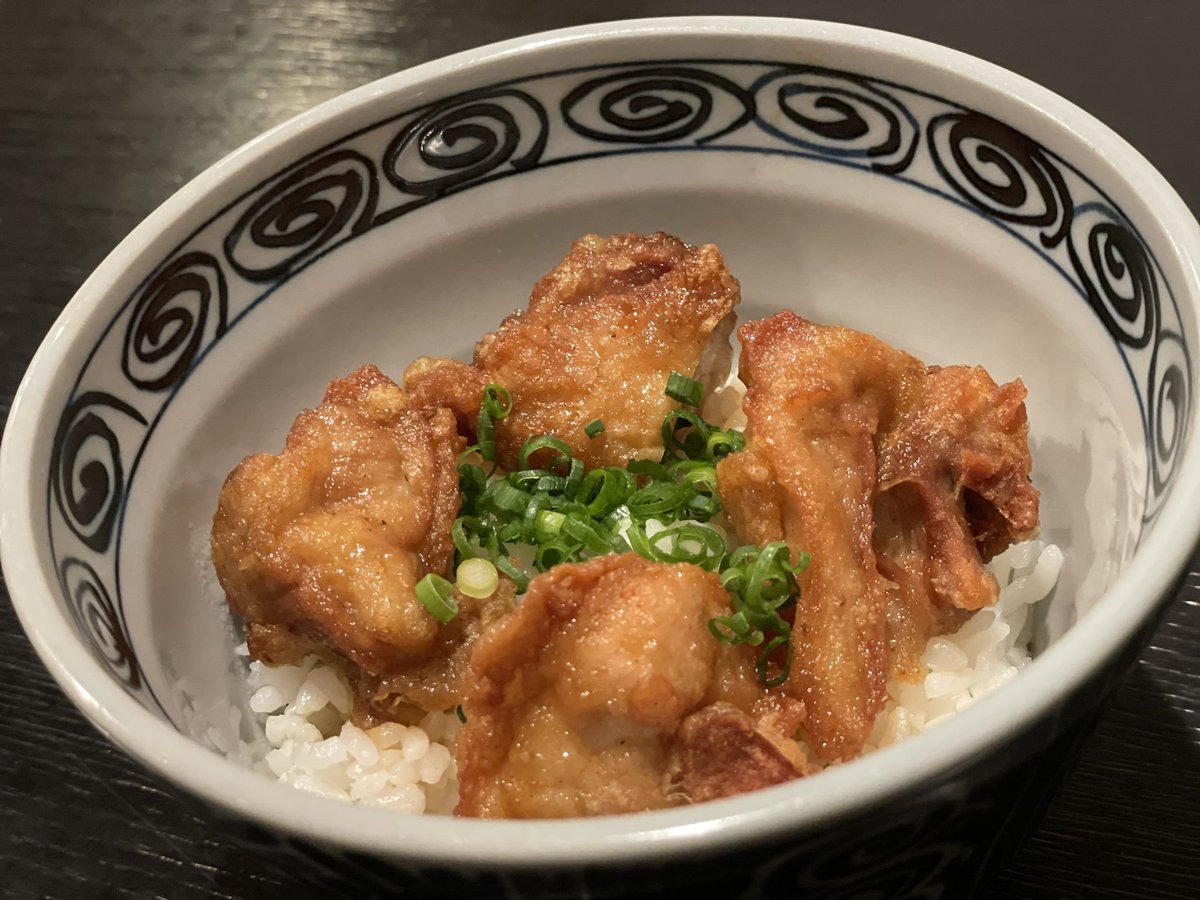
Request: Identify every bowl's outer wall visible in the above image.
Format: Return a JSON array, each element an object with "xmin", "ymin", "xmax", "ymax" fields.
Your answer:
[{"xmin": 198, "ymin": 613, "xmax": 1164, "ymax": 899}]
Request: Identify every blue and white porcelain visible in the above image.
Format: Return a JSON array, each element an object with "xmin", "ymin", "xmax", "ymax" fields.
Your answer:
[{"xmin": 3, "ymin": 17, "xmax": 1199, "ymax": 897}]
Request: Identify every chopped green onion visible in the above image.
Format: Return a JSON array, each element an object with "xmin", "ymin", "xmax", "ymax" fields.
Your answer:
[
  {"xmin": 450, "ymin": 378, "xmax": 800, "ymax": 688},
  {"xmin": 496, "ymin": 519, "xmax": 524, "ymax": 543},
  {"xmin": 486, "ymin": 481, "xmax": 532, "ymax": 514},
  {"xmin": 452, "ymin": 516, "xmax": 485, "ymax": 560},
  {"xmin": 576, "ymin": 467, "xmax": 636, "ymax": 517},
  {"xmin": 621, "ymin": 521, "xmax": 654, "ymax": 559},
  {"xmin": 519, "ymin": 435, "xmax": 573, "ymax": 472},
  {"xmin": 458, "ymin": 462, "xmax": 487, "ymax": 514},
  {"xmin": 565, "ymin": 457, "xmax": 585, "ymax": 495},
  {"xmin": 756, "ymin": 634, "xmax": 792, "ymax": 688},
  {"xmin": 665, "ymin": 371, "xmax": 703, "ymax": 407},
  {"xmin": 661, "ymin": 409, "xmax": 710, "ymax": 459},
  {"xmin": 626, "ymin": 458, "xmax": 668, "ymax": 482},
  {"xmin": 493, "ymin": 555, "xmax": 530, "ymax": 593},
  {"xmin": 482, "ymin": 384, "xmax": 513, "ymax": 419},
  {"xmin": 457, "ymin": 557, "xmax": 500, "ymax": 599},
  {"xmin": 709, "ymin": 610, "xmax": 763, "ymax": 645},
  {"xmin": 629, "ymin": 481, "xmax": 694, "ymax": 517},
  {"xmin": 706, "ymin": 429, "xmax": 745, "ymax": 459},
  {"xmin": 673, "ymin": 461, "xmax": 719, "ymax": 492},
  {"xmin": 415, "ymin": 573, "xmax": 459, "ymax": 623},
  {"xmin": 562, "ymin": 516, "xmax": 612, "ymax": 556},
  {"xmin": 534, "ymin": 509, "xmax": 567, "ymax": 540},
  {"xmin": 649, "ymin": 523, "xmax": 726, "ymax": 570},
  {"xmin": 688, "ymin": 493, "xmax": 721, "ymax": 518},
  {"xmin": 456, "ymin": 704, "xmax": 467, "ymax": 724},
  {"xmin": 476, "ymin": 384, "xmax": 512, "ymax": 464},
  {"xmin": 535, "ymin": 540, "xmax": 576, "ymax": 571}
]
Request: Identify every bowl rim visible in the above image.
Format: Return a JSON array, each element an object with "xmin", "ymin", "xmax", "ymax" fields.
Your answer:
[{"xmin": 3, "ymin": 15, "xmax": 1200, "ymax": 868}]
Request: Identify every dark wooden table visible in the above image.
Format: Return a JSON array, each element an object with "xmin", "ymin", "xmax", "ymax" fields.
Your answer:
[{"xmin": 2, "ymin": 2, "xmax": 1198, "ymax": 897}]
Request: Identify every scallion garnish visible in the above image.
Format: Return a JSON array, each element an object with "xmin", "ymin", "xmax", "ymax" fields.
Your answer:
[
  {"xmin": 457, "ymin": 557, "xmax": 500, "ymax": 599},
  {"xmin": 665, "ymin": 371, "xmax": 703, "ymax": 407},
  {"xmin": 476, "ymin": 384, "xmax": 512, "ymax": 463},
  {"xmin": 443, "ymin": 375, "xmax": 805, "ymax": 686},
  {"xmin": 519, "ymin": 435, "xmax": 574, "ymax": 472},
  {"xmin": 415, "ymin": 573, "xmax": 459, "ymax": 623}
]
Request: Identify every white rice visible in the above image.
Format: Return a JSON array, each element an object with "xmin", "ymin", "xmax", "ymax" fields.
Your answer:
[
  {"xmin": 862, "ymin": 539, "xmax": 1063, "ymax": 754},
  {"xmin": 235, "ymin": 540, "xmax": 1061, "ymax": 810},
  {"xmin": 234, "ymin": 651, "xmax": 462, "ymax": 814}
]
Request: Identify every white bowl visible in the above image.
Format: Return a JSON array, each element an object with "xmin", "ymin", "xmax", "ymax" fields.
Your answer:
[{"xmin": 2, "ymin": 16, "xmax": 1198, "ymax": 896}]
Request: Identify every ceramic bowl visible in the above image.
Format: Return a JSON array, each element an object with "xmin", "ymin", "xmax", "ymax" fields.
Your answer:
[{"xmin": 3, "ymin": 16, "xmax": 1199, "ymax": 898}]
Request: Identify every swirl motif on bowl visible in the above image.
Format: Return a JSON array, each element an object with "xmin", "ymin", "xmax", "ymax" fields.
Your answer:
[
  {"xmin": 51, "ymin": 392, "xmax": 147, "ymax": 554},
  {"xmin": 57, "ymin": 557, "xmax": 143, "ymax": 688},
  {"xmin": 1148, "ymin": 330, "xmax": 1191, "ymax": 497},
  {"xmin": 561, "ymin": 67, "xmax": 756, "ymax": 145},
  {"xmin": 122, "ymin": 252, "xmax": 229, "ymax": 391},
  {"xmin": 383, "ymin": 88, "xmax": 548, "ymax": 201},
  {"xmin": 224, "ymin": 149, "xmax": 379, "ymax": 282},
  {"xmin": 928, "ymin": 112, "xmax": 1073, "ymax": 248},
  {"xmin": 753, "ymin": 68, "xmax": 919, "ymax": 174}
]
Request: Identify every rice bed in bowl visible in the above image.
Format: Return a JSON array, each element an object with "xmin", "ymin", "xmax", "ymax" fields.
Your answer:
[{"xmin": 229, "ymin": 541, "xmax": 1061, "ymax": 811}]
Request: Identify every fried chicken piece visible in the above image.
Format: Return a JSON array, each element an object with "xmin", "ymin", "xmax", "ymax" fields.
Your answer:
[
  {"xmin": 454, "ymin": 554, "xmax": 805, "ymax": 818},
  {"xmin": 666, "ymin": 703, "xmax": 810, "ymax": 804},
  {"xmin": 717, "ymin": 313, "xmax": 1038, "ymax": 760},
  {"xmin": 873, "ymin": 365, "xmax": 1039, "ymax": 676},
  {"xmin": 472, "ymin": 232, "xmax": 740, "ymax": 470},
  {"xmin": 402, "ymin": 357, "xmax": 491, "ymax": 441},
  {"xmin": 355, "ymin": 578, "xmax": 517, "ymax": 722},
  {"xmin": 212, "ymin": 366, "xmax": 475, "ymax": 708},
  {"xmin": 717, "ymin": 313, "xmax": 910, "ymax": 762}
]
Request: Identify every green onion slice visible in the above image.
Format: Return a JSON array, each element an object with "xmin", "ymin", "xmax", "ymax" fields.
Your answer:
[
  {"xmin": 629, "ymin": 480, "xmax": 695, "ymax": 517},
  {"xmin": 519, "ymin": 435, "xmax": 573, "ymax": 472},
  {"xmin": 493, "ymin": 555, "xmax": 530, "ymax": 593},
  {"xmin": 482, "ymin": 384, "xmax": 513, "ymax": 419},
  {"xmin": 661, "ymin": 409, "xmax": 711, "ymax": 460},
  {"xmin": 415, "ymin": 573, "xmax": 459, "ymax": 624},
  {"xmin": 665, "ymin": 371, "xmax": 703, "ymax": 407},
  {"xmin": 486, "ymin": 481, "xmax": 532, "ymax": 514},
  {"xmin": 476, "ymin": 384, "xmax": 512, "ymax": 464},
  {"xmin": 562, "ymin": 516, "xmax": 612, "ymax": 556},
  {"xmin": 585, "ymin": 418, "xmax": 605, "ymax": 438},
  {"xmin": 457, "ymin": 557, "xmax": 500, "ymax": 600},
  {"xmin": 756, "ymin": 633, "xmax": 792, "ymax": 688},
  {"xmin": 706, "ymin": 429, "xmax": 746, "ymax": 460}
]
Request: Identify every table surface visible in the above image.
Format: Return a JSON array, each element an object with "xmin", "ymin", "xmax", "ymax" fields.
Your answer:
[{"xmin": 2, "ymin": 2, "xmax": 1198, "ymax": 897}]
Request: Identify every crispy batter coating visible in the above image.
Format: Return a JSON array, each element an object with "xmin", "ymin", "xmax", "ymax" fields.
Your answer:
[
  {"xmin": 212, "ymin": 366, "xmax": 494, "ymax": 711},
  {"xmin": 873, "ymin": 364, "xmax": 1039, "ymax": 677},
  {"xmin": 717, "ymin": 313, "xmax": 1038, "ymax": 761},
  {"xmin": 454, "ymin": 554, "xmax": 805, "ymax": 818},
  {"xmin": 666, "ymin": 703, "xmax": 810, "ymax": 805},
  {"xmin": 717, "ymin": 314, "xmax": 904, "ymax": 761},
  {"xmin": 402, "ymin": 357, "xmax": 491, "ymax": 441},
  {"xmin": 473, "ymin": 232, "xmax": 740, "ymax": 470}
]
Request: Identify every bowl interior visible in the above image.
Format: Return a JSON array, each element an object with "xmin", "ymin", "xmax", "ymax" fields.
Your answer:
[{"xmin": 17, "ymin": 25, "xmax": 1194, "ymax": 842}]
